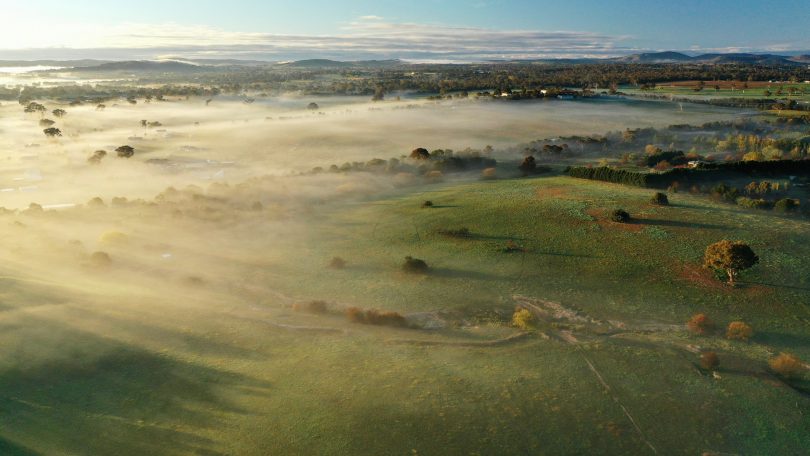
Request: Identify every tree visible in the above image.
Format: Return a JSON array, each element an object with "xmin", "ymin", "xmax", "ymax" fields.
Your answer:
[
  {"xmin": 24, "ymin": 102, "xmax": 47, "ymax": 116},
  {"xmin": 307, "ymin": 102, "xmax": 319, "ymax": 110},
  {"xmin": 410, "ymin": 148, "xmax": 430, "ymax": 160},
  {"xmin": 768, "ymin": 353, "xmax": 807, "ymax": 379},
  {"xmin": 726, "ymin": 321, "xmax": 753, "ymax": 341},
  {"xmin": 518, "ymin": 156, "xmax": 536, "ymax": 176},
  {"xmin": 650, "ymin": 192, "xmax": 669, "ymax": 205},
  {"xmin": 52, "ymin": 108, "xmax": 66, "ymax": 117},
  {"xmin": 402, "ymin": 256, "xmax": 428, "ymax": 274},
  {"xmin": 88, "ymin": 150, "xmax": 107, "ymax": 164},
  {"xmin": 610, "ymin": 209, "xmax": 630, "ymax": 223},
  {"xmin": 687, "ymin": 313, "xmax": 714, "ymax": 335},
  {"xmin": 39, "ymin": 118, "xmax": 55, "ymax": 127},
  {"xmin": 700, "ymin": 351, "xmax": 719, "ymax": 370},
  {"xmin": 115, "ymin": 145, "xmax": 135, "ymax": 158},
  {"xmin": 704, "ymin": 240, "xmax": 759, "ymax": 285},
  {"xmin": 512, "ymin": 308, "xmax": 536, "ymax": 330},
  {"xmin": 43, "ymin": 127, "xmax": 62, "ymax": 137},
  {"xmin": 372, "ymin": 86, "xmax": 385, "ymax": 101}
]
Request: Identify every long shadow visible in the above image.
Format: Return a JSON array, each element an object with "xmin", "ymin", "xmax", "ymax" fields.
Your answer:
[
  {"xmin": 754, "ymin": 330, "xmax": 810, "ymax": 349},
  {"xmin": 429, "ymin": 267, "xmax": 504, "ymax": 281},
  {"xmin": 0, "ymin": 318, "xmax": 271, "ymax": 456},
  {"xmin": 631, "ymin": 218, "xmax": 727, "ymax": 229},
  {"xmin": 532, "ymin": 250, "xmax": 597, "ymax": 258},
  {"xmin": 740, "ymin": 280, "xmax": 810, "ymax": 292},
  {"xmin": 0, "ymin": 436, "xmax": 41, "ymax": 456},
  {"xmin": 426, "ymin": 205, "xmax": 460, "ymax": 209}
]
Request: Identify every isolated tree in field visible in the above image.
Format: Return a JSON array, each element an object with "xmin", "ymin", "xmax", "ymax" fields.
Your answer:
[
  {"xmin": 610, "ymin": 209, "xmax": 630, "ymax": 223},
  {"xmin": 650, "ymin": 192, "xmax": 669, "ymax": 205},
  {"xmin": 687, "ymin": 313, "xmax": 714, "ymax": 335},
  {"xmin": 307, "ymin": 102, "xmax": 319, "ymax": 110},
  {"xmin": 372, "ymin": 86, "xmax": 385, "ymax": 101},
  {"xmin": 24, "ymin": 102, "xmax": 46, "ymax": 116},
  {"xmin": 39, "ymin": 118, "xmax": 55, "ymax": 127},
  {"xmin": 512, "ymin": 308, "xmax": 535, "ymax": 330},
  {"xmin": 726, "ymin": 321, "xmax": 753, "ymax": 341},
  {"xmin": 96, "ymin": 104, "xmax": 106, "ymax": 111},
  {"xmin": 700, "ymin": 351, "xmax": 719, "ymax": 370},
  {"xmin": 115, "ymin": 145, "xmax": 135, "ymax": 158},
  {"xmin": 704, "ymin": 240, "xmax": 758, "ymax": 285},
  {"xmin": 768, "ymin": 353, "xmax": 807, "ymax": 379},
  {"xmin": 52, "ymin": 108, "xmax": 66, "ymax": 117},
  {"xmin": 402, "ymin": 256, "xmax": 428, "ymax": 274},
  {"xmin": 43, "ymin": 127, "xmax": 62, "ymax": 137},
  {"xmin": 88, "ymin": 150, "xmax": 107, "ymax": 164}
]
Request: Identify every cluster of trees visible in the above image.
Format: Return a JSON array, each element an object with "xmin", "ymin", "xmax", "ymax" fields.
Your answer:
[
  {"xmin": 566, "ymin": 166, "xmax": 653, "ymax": 186},
  {"xmin": 310, "ymin": 148, "xmax": 497, "ymax": 177}
]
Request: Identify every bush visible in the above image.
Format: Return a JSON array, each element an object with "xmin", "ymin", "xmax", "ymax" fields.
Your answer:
[
  {"xmin": 687, "ymin": 313, "xmax": 714, "ymax": 335},
  {"xmin": 768, "ymin": 353, "xmax": 807, "ymax": 379},
  {"xmin": 518, "ymin": 156, "xmax": 536, "ymax": 175},
  {"xmin": 512, "ymin": 308, "xmax": 535, "ymax": 330},
  {"xmin": 481, "ymin": 167, "xmax": 497, "ymax": 179},
  {"xmin": 726, "ymin": 321, "xmax": 753, "ymax": 341},
  {"xmin": 700, "ymin": 351, "xmax": 720, "ymax": 370},
  {"xmin": 402, "ymin": 256, "xmax": 429, "ymax": 273},
  {"xmin": 328, "ymin": 256, "xmax": 346, "ymax": 269},
  {"xmin": 421, "ymin": 200, "xmax": 434, "ymax": 208},
  {"xmin": 610, "ymin": 209, "xmax": 630, "ymax": 223},
  {"xmin": 650, "ymin": 192, "xmax": 669, "ymax": 205}
]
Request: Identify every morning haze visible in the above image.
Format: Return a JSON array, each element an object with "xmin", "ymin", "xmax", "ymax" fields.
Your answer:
[{"xmin": 0, "ymin": 1, "xmax": 808, "ymax": 454}]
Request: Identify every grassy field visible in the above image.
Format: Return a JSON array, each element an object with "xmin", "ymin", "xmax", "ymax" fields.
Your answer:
[
  {"xmin": 0, "ymin": 174, "xmax": 808, "ymax": 455},
  {"xmin": 622, "ymin": 81, "xmax": 810, "ymax": 103}
]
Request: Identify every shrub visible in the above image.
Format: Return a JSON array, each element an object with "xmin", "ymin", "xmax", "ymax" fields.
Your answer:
[
  {"xmin": 88, "ymin": 150, "xmax": 107, "ymax": 164},
  {"xmin": 768, "ymin": 353, "xmax": 807, "ymax": 379},
  {"xmin": 700, "ymin": 351, "xmax": 720, "ymax": 370},
  {"xmin": 328, "ymin": 256, "xmax": 346, "ymax": 269},
  {"xmin": 512, "ymin": 308, "xmax": 536, "ymax": 330},
  {"xmin": 610, "ymin": 209, "xmax": 630, "ymax": 223},
  {"xmin": 421, "ymin": 200, "xmax": 434, "ymax": 208},
  {"xmin": 726, "ymin": 321, "xmax": 753, "ymax": 341},
  {"xmin": 481, "ymin": 167, "xmax": 497, "ymax": 179},
  {"xmin": 687, "ymin": 313, "xmax": 714, "ymax": 335},
  {"xmin": 402, "ymin": 256, "xmax": 429, "ymax": 273},
  {"xmin": 650, "ymin": 192, "xmax": 669, "ymax": 205}
]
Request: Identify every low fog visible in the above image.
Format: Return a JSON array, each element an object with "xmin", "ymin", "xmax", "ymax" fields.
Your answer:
[{"xmin": 0, "ymin": 93, "xmax": 744, "ymax": 208}]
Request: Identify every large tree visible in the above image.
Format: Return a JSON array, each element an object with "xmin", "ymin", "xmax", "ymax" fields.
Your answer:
[{"xmin": 704, "ymin": 240, "xmax": 759, "ymax": 285}]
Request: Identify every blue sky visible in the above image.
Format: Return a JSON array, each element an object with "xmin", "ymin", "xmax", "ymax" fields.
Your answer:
[{"xmin": 0, "ymin": 0, "xmax": 808, "ymax": 61}]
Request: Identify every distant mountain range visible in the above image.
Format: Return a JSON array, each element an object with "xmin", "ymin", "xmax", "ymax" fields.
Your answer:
[
  {"xmin": 609, "ymin": 51, "xmax": 810, "ymax": 65},
  {"xmin": 2, "ymin": 53, "xmax": 809, "ymax": 73}
]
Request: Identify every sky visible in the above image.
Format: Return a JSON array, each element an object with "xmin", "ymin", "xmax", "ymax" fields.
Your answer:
[{"xmin": 0, "ymin": 0, "xmax": 808, "ymax": 61}]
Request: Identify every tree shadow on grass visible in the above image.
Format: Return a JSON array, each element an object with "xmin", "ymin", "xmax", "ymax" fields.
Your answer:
[
  {"xmin": 0, "ymin": 320, "xmax": 271, "ymax": 456},
  {"xmin": 631, "ymin": 218, "xmax": 727, "ymax": 229},
  {"xmin": 739, "ymin": 280, "xmax": 810, "ymax": 292},
  {"xmin": 0, "ymin": 436, "xmax": 41, "ymax": 456},
  {"xmin": 753, "ymin": 330, "xmax": 810, "ymax": 349}
]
